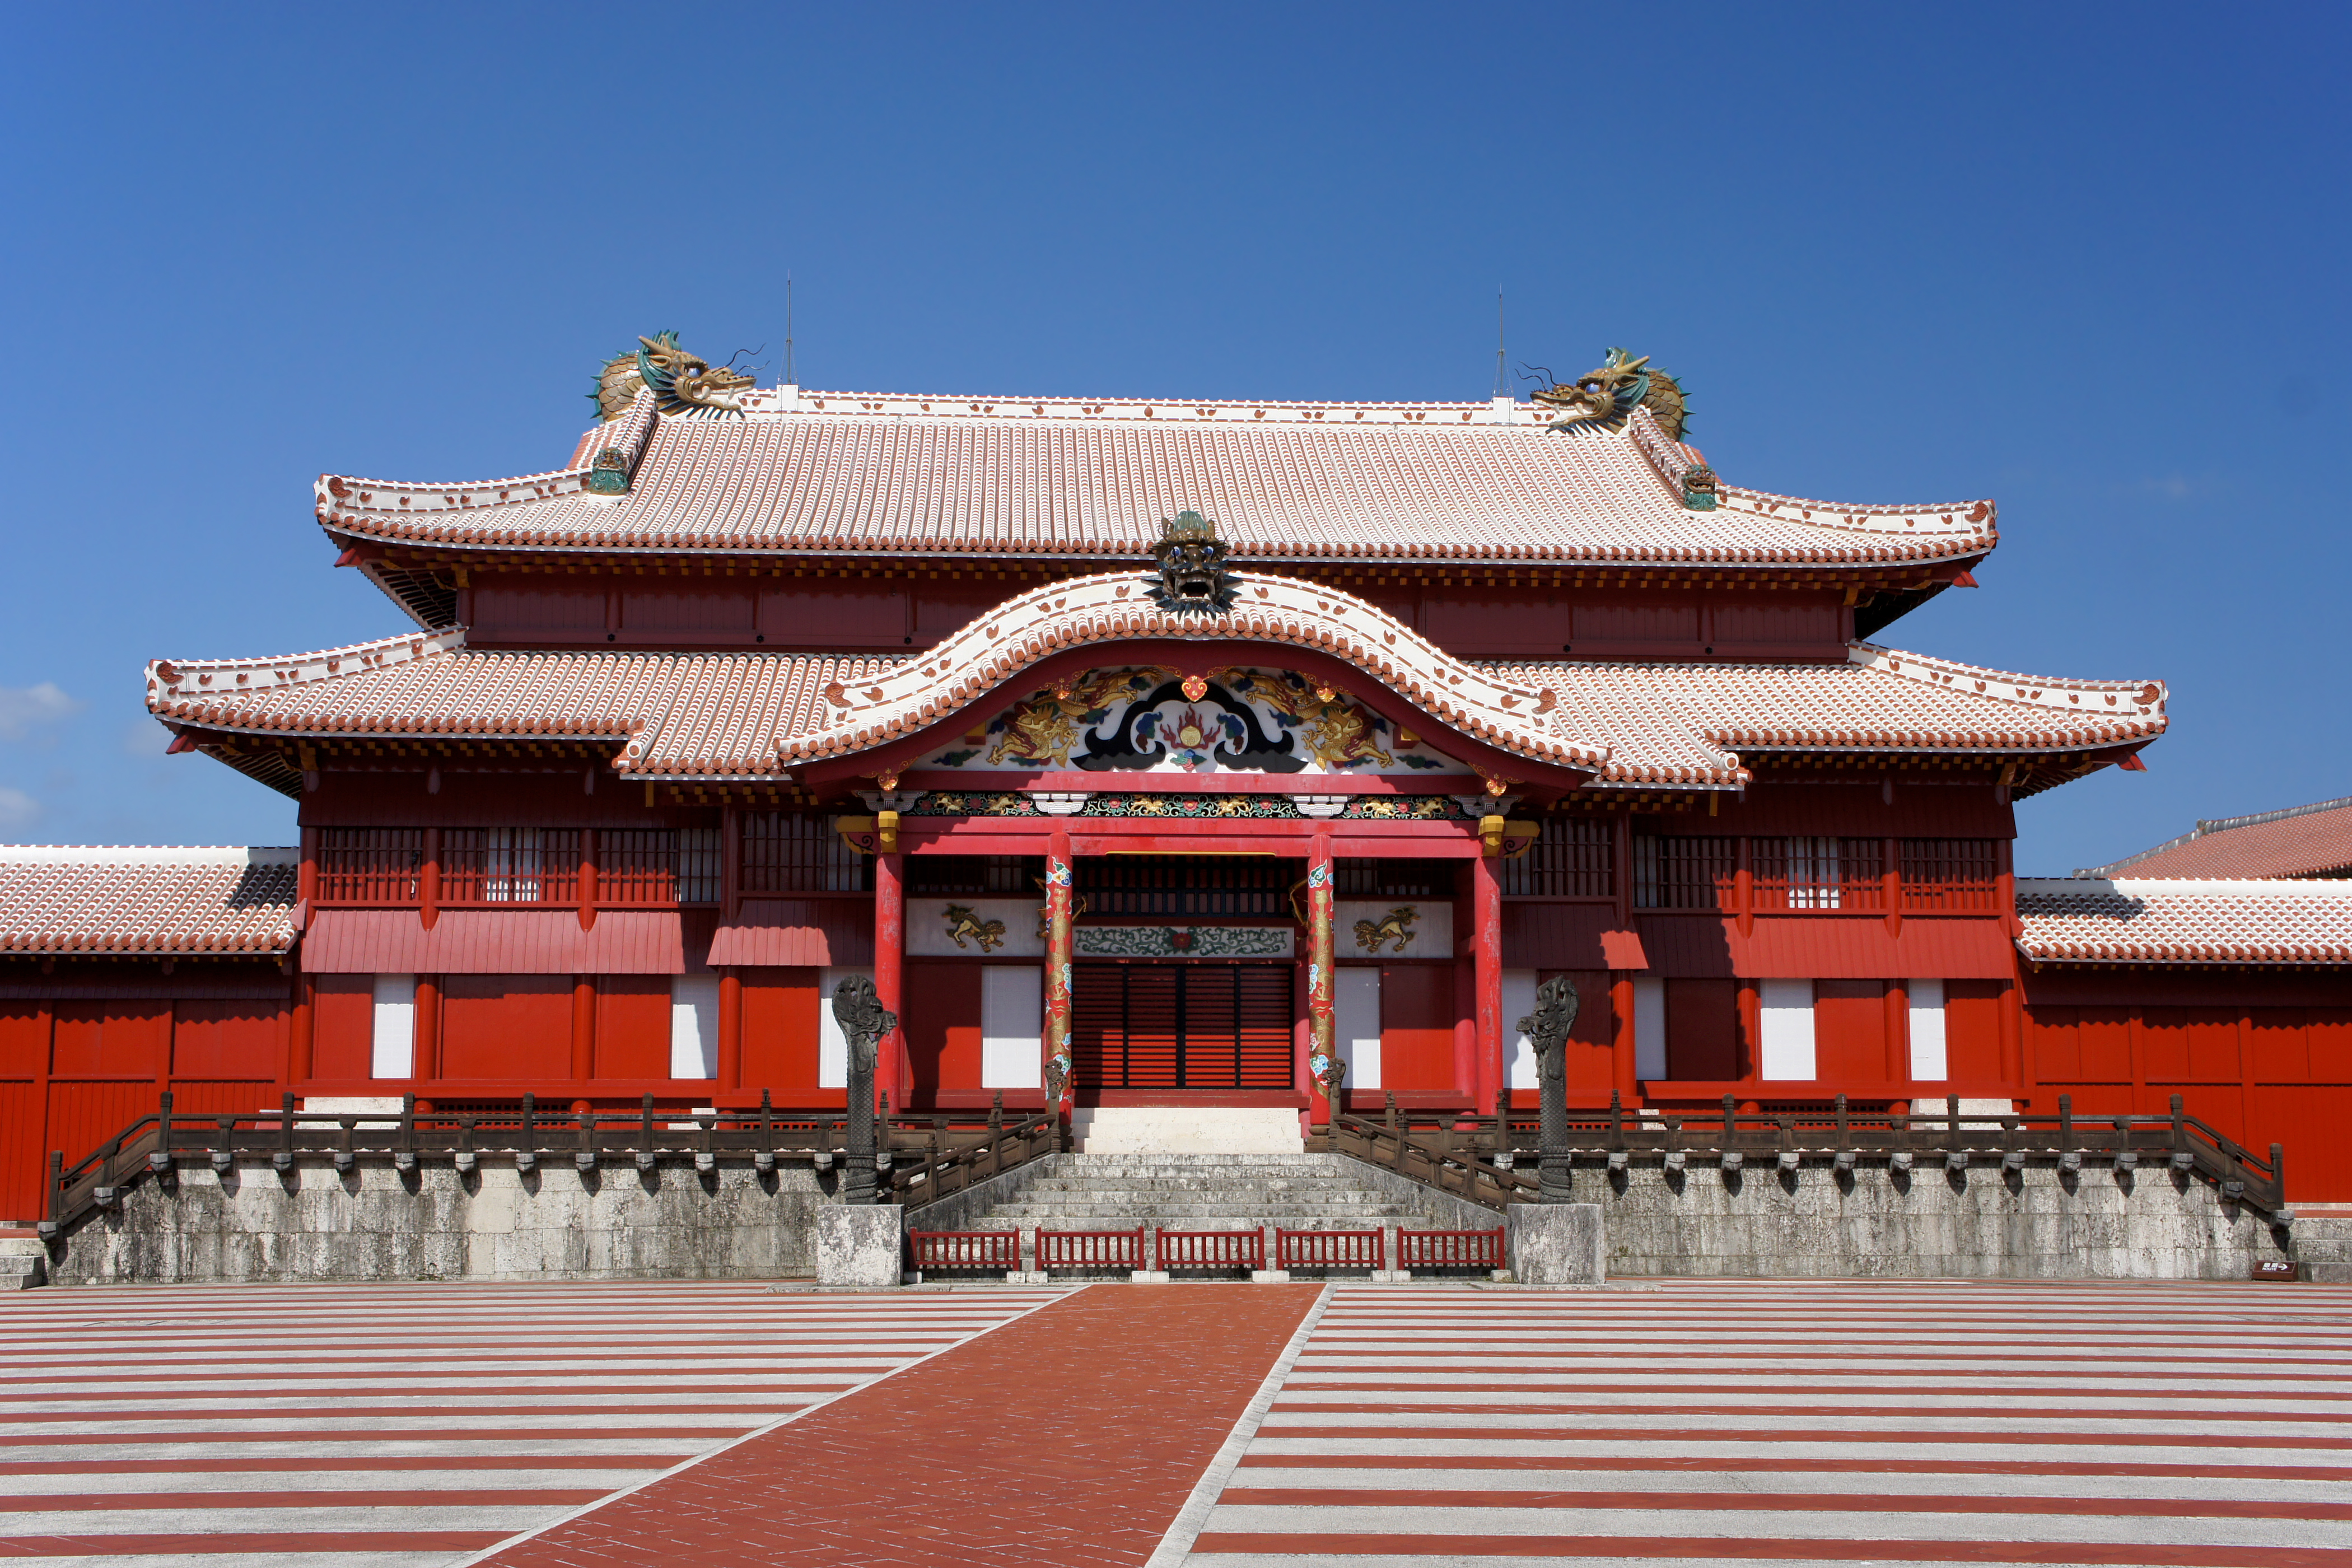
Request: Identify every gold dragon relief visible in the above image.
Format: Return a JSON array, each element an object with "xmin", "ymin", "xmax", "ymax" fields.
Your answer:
[
  {"xmin": 984, "ymin": 667, "xmax": 1172, "ymax": 767},
  {"xmin": 1210, "ymin": 668, "xmax": 1393, "ymax": 769}
]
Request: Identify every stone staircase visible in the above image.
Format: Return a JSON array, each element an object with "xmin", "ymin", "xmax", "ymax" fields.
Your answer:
[{"xmin": 914, "ymin": 1151, "xmax": 1482, "ymax": 1281}]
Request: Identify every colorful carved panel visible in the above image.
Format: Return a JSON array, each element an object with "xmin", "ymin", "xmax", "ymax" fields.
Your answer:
[{"xmin": 916, "ymin": 666, "xmax": 1473, "ymax": 777}]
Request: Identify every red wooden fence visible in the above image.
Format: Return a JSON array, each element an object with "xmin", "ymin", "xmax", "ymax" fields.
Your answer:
[
  {"xmin": 907, "ymin": 1229, "xmax": 1019, "ymax": 1271},
  {"xmin": 1398, "ymin": 1228, "xmax": 1505, "ymax": 1271},
  {"xmin": 1276, "ymin": 1229, "xmax": 1385, "ymax": 1271},
  {"xmin": 1037, "ymin": 1228, "xmax": 1145, "ymax": 1271},
  {"xmin": 1156, "ymin": 1228, "xmax": 1266, "ymax": 1272}
]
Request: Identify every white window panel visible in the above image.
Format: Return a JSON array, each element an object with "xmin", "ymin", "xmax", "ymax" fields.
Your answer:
[
  {"xmin": 981, "ymin": 965, "xmax": 1043, "ymax": 1089},
  {"xmin": 1759, "ymin": 978, "xmax": 1816, "ymax": 1080},
  {"xmin": 1907, "ymin": 978, "xmax": 1948, "ymax": 1081},
  {"xmin": 670, "ymin": 973, "xmax": 721, "ymax": 1079},
  {"xmin": 1504, "ymin": 969, "xmax": 1539, "ymax": 1090},
  {"xmin": 816, "ymin": 967, "xmax": 871, "ymax": 1089},
  {"xmin": 370, "ymin": 974, "xmax": 416, "ymax": 1079},
  {"xmin": 1632, "ymin": 976, "xmax": 1667, "ymax": 1080},
  {"xmin": 1337, "ymin": 967, "xmax": 1381, "ymax": 1089}
]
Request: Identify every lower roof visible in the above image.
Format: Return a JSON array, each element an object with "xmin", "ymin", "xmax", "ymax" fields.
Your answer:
[
  {"xmin": 2017, "ymin": 878, "xmax": 2352, "ymax": 967},
  {"xmin": 0, "ymin": 847, "xmax": 297, "ymax": 956},
  {"xmin": 2074, "ymin": 796, "xmax": 2352, "ymax": 881}
]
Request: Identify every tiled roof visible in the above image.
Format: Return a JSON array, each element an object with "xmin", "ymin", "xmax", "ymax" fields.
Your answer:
[
  {"xmin": 2074, "ymin": 796, "xmax": 2352, "ymax": 880},
  {"xmin": 2017, "ymin": 878, "xmax": 2352, "ymax": 967},
  {"xmin": 0, "ymin": 847, "xmax": 297, "ymax": 956},
  {"xmin": 149, "ymin": 575, "xmax": 2164, "ymax": 790},
  {"xmin": 1481, "ymin": 643, "xmax": 2161, "ymax": 783},
  {"xmin": 314, "ymin": 388, "xmax": 1996, "ymax": 568}
]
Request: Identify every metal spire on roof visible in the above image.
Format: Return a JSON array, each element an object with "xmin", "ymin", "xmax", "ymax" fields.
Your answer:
[{"xmin": 1494, "ymin": 290, "xmax": 1506, "ymax": 398}]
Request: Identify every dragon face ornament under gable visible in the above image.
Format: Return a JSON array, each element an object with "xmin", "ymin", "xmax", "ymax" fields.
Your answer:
[
  {"xmin": 591, "ymin": 332, "xmax": 757, "ymax": 421},
  {"xmin": 1142, "ymin": 510, "xmax": 1242, "ymax": 617},
  {"xmin": 1526, "ymin": 347, "xmax": 1690, "ymax": 441}
]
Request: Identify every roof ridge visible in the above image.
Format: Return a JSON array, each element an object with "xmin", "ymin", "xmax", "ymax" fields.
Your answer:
[
  {"xmin": 150, "ymin": 628, "xmax": 468, "ymax": 707},
  {"xmin": 2022, "ymin": 875, "xmax": 2352, "ymax": 897},
  {"xmin": 1848, "ymin": 642, "xmax": 2166, "ymax": 716},
  {"xmin": 0, "ymin": 846, "xmax": 298, "ymax": 865}
]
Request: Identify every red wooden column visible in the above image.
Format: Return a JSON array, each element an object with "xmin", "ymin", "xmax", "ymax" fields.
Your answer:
[
  {"xmin": 413, "ymin": 976, "xmax": 442, "ymax": 1088},
  {"xmin": 1610, "ymin": 972, "xmax": 1637, "ymax": 1104},
  {"xmin": 875, "ymin": 847, "xmax": 907, "ymax": 1113},
  {"xmin": 1305, "ymin": 830, "xmax": 1336, "ymax": 1122},
  {"xmin": 1043, "ymin": 831, "xmax": 1075, "ymax": 1124},
  {"xmin": 570, "ymin": 977, "xmax": 596, "ymax": 1098},
  {"xmin": 1472, "ymin": 848, "xmax": 1503, "ymax": 1110},
  {"xmin": 420, "ymin": 828, "xmax": 442, "ymax": 931},
  {"xmin": 288, "ymin": 976, "xmax": 314, "ymax": 1086},
  {"xmin": 578, "ymin": 830, "xmax": 599, "ymax": 931},
  {"xmin": 717, "ymin": 972, "xmax": 743, "ymax": 1094}
]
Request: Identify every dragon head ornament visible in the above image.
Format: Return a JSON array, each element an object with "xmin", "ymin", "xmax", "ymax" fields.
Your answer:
[
  {"xmin": 591, "ymin": 332, "xmax": 757, "ymax": 422},
  {"xmin": 1143, "ymin": 510, "xmax": 1242, "ymax": 617},
  {"xmin": 1527, "ymin": 348, "xmax": 1689, "ymax": 440}
]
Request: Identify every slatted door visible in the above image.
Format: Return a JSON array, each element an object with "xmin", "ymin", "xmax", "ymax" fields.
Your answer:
[{"xmin": 1072, "ymin": 963, "xmax": 1293, "ymax": 1090}]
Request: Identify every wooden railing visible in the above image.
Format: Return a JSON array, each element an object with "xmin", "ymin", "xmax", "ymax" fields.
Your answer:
[
  {"xmin": 42, "ymin": 1091, "xmax": 1058, "ymax": 1239},
  {"xmin": 1327, "ymin": 1091, "xmax": 2290, "ymax": 1218}
]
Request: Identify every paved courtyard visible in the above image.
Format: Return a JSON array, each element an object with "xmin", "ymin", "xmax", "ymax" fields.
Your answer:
[{"xmin": 2, "ymin": 1278, "xmax": 2347, "ymax": 1566}]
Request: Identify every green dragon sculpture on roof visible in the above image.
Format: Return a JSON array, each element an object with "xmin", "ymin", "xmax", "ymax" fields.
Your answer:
[
  {"xmin": 591, "ymin": 333, "xmax": 757, "ymax": 422},
  {"xmin": 1525, "ymin": 348, "xmax": 1690, "ymax": 440}
]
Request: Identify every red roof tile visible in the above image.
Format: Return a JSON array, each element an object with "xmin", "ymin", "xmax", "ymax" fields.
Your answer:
[
  {"xmin": 2075, "ymin": 797, "xmax": 2352, "ymax": 880},
  {"xmin": 315, "ymin": 390, "xmax": 1995, "ymax": 569},
  {"xmin": 0, "ymin": 848, "xmax": 296, "ymax": 956},
  {"xmin": 2017, "ymin": 878, "xmax": 2352, "ymax": 967}
]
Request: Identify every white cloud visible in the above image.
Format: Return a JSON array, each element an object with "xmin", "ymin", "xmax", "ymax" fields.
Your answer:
[
  {"xmin": 0, "ymin": 787, "xmax": 38, "ymax": 831},
  {"xmin": 0, "ymin": 683, "xmax": 82, "ymax": 741}
]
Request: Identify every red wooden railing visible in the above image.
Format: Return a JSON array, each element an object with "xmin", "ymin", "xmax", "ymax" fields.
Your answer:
[
  {"xmin": 1037, "ymin": 1228, "xmax": 1145, "ymax": 1271},
  {"xmin": 907, "ymin": 1230, "xmax": 1019, "ymax": 1272},
  {"xmin": 1276, "ymin": 1229, "xmax": 1384, "ymax": 1271},
  {"xmin": 1156, "ymin": 1228, "xmax": 1266, "ymax": 1272},
  {"xmin": 1398, "ymin": 1228, "xmax": 1505, "ymax": 1271}
]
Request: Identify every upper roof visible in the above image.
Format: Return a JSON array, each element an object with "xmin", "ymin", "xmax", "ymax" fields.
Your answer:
[
  {"xmin": 315, "ymin": 386, "xmax": 1997, "ymax": 570},
  {"xmin": 0, "ymin": 847, "xmax": 297, "ymax": 956},
  {"xmin": 147, "ymin": 571, "xmax": 2164, "ymax": 795},
  {"xmin": 2074, "ymin": 796, "xmax": 2352, "ymax": 880},
  {"xmin": 2017, "ymin": 878, "xmax": 2352, "ymax": 967}
]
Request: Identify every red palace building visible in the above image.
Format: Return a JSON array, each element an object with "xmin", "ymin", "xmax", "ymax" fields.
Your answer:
[{"xmin": 3, "ymin": 338, "xmax": 2348, "ymax": 1219}]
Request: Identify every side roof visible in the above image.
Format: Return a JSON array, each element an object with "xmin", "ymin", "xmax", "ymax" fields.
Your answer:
[
  {"xmin": 0, "ymin": 847, "xmax": 297, "ymax": 956},
  {"xmin": 2018, "ymin": 878, "xmax": 2352, "ymax": 968},
  {"xmin": 315, "ymin": 388, "xmax": 1996, "ymax": 571},
  {"xmin": 2075, "ymin": 796, "xmax": 2352, "ymax": 880}
]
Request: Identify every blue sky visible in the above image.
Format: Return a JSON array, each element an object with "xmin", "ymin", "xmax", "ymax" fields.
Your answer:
[{"xmin": 3, "ymin": 4, "xmax": 2344, "ymax": 874}]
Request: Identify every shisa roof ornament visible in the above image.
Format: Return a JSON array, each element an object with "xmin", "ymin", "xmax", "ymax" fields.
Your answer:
[
  {"xmin": 590, "ymin": 332, "xmax": 757, "ymax": 422},
  {"xmin": 1525, "ymin": 348, "xmax": 1690, "ymax": 441},
  {"xmin": 1142, "ymin": 509, "xmax": 1242, "ymax": 618}
]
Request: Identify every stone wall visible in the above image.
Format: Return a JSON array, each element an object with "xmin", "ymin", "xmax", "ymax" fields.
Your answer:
[
  {"xmin": 1562, "ymin": 1153, "xmax": 2292, "ymax": 1280},
  {"xmin": 49, "ymin": 1156, "xmax": 834, "ymax": 1286}
]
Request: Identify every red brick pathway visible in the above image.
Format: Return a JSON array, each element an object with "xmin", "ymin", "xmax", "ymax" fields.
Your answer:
[{"xmin": 480, "ymin": 1282, "xmax": 1322, "ymax": 1568}]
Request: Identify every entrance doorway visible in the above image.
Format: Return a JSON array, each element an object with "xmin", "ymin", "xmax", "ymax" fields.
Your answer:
[{"xmin": 1072, "ymin": 962, "xmax": 1293, "ymax": 1090}]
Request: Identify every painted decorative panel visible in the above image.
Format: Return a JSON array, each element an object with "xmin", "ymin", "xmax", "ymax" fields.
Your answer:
[
  {"xmin": 1072, "ymin": 925, "xmax": 1294, "ymax": 960},
  {"xmin": 912, "ymin": 666, "xmax": 1473, "ymax": 776},
  {"xmin": 905, "ymin": 898, "xmax": 1048, "ymax": 959},
  {"xmin": 1336, "ymin": 899, "xmax": 1452, "ymax": 959}
]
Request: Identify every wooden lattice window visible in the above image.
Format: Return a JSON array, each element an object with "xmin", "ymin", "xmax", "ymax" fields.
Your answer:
[
  {"xmin": 1076, "ymin": 856, "xmax": 1298, "ymax": 918},
  {"xmin": 440, "ymin": 829, "xmax": 581, "ymax": 904},
  {"xmin": 598, "ymin": 828, "xmax": 720, "ymax": 906},
  {"xmin": 315, "ymin": 828, "xmax": 421, "ymax": 903},
  {"xmin": 906, "ymin": 856, "xmax": 1037, "ymax": 896},
  {"xmin": 1631, "ymin": 835, "xmax": 1735, "ymax": 911},
  {"xmin": 1498, "ymin": 818, "xmax": 1616, "ymax": 898},
  {"xmin": 1901, "ymin": 838, "xmax": 2000, "ymax": 912},
  {"xmin": 741, "ymin": 813, "xmax": 871, "ymax": 894},
  {"xmin": 1751, "ymin": 836, "xmax": 1886, "ymax": 912}
]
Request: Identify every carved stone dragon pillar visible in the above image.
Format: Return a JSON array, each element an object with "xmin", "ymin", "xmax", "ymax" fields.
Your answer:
[
  {"xmin": 1516, "ymin": 974, "xmax": 1581, "ymax": 1204},
  {"xmin": 832, "ymin": 974, "xmax": 897, "ymax": 1206}
]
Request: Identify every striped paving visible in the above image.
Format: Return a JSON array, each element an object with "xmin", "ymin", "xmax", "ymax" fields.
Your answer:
[
  {"xmin": 1175, "ymin": 1281, "xmax": 2352, "ymax": 1567},
  {"xmin": 0, "ymin": 1280, "xmax": 1065, "ymax": 1565}
]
